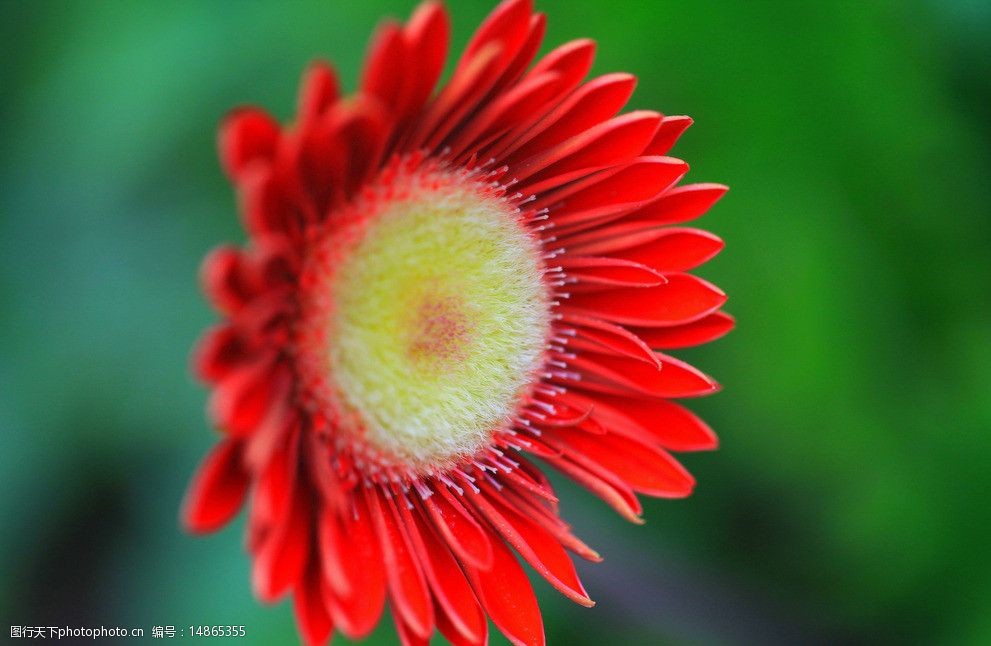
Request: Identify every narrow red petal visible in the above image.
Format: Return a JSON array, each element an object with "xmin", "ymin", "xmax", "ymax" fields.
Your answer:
[
  {"xmin": 200, "ymin": 246, "xmax": 255, "ymax": 315},
  {"xmin": 499, "ymin": 72, "xmax": 636, "ymax": 163},
  {"xmin": 254, "ymin": 425, "xmax": 299, "ymax": 526},
  {"xmin": 543, "ymin": 428, "xmax": 695, "ymax": 498},
  {"xmin": 633, "ymin": 311, "xmax": 736, "ymax": 349},
  {"xmin": 191, "ymin": 325, "xmax": 250, "ymax": 384},
  {"xmin": 252, "ymin": 484, "xmax": 311, "ymax": 602},
  {"xmin": 294, "ymin": 560, "xmax": 334, "ymax": 646},
  {"xmin": 393, "ymin": 613, "xmax": 430, "ymax": 646},
  {"xmin": 565, "ymin": 273, "xmax": 727, "ymax": 327},
  {"xmin": 400, "ymin": 2, "xmax": 450, "ymax": 118},
  {"xmin": 468, "ymin": 489, "xmax": 594, "ymax": 607},
  {"xmin": 405, "ymin": 43, "xmax": 504, "ymax": 152},
  {"xmin": 423, "ymin": 486, "xmax": 494, "ymax": 570},
  {"xmin": 626, "ymin": 183, "xmax": 728, "ymax": 225},
  {"xmin": 209, "ymin": 359, "xmax": 290, "ymax": 437},
  {"xmin": 322, "ymin": 494, "xmax": 388, "ymax": 639},
  {"xmin": 181, "ymin": 439, "xmax": 248, "ymax": 533},
  {"xmin": 487, "ymin": 12, "xmax": 547, "ymax": 97},
  {"xmin": 556, "ymin": 256, "xmax": 665, "ymax": 288},
  {"xmin": 499, "ymin": 486, "xmax": 601, "ymax": 562},
  {"xmin": 459, "ymin": 0, "xmax": 533, "ymax": 70},
  {"xmin": 368, "ymin": 490, "xmax": 434, "ymax": 640},
  {"xmin": 240, "ymin": 166, "xmax": 306, "ymax": 240},
  {"xmin": 336, "ymin": 99, "xmax": 389, "ymax": 197},
  {"xmin": 297, "ymin": 61, "xmax": 339, "ymax": 125},
  {"xmin": 559, "ymin": 312, "xmax": 661, "ymax": 368},
  {"xmin": 463, "ymin": 535, "xmax": 545, "ymax": 646},
  {"xmin": 447, "ymin": 71, "xmax": 563, "ymax": 158},
  {"xmin": 568, "ymin": 351, "xmax": 719, "ymax": 399},
  {"xmin": 644, "ymin": 115, "xmax": 693, "ymax": 155},
  {"xmin": 612, "ymin": 228, "xmax": 724, "ymax": 272},
  {"xmin": 514, "ymin": 111, "xmax": 661, "ymax": 190},
  {"xmin": 558, "ymin": 390, "xmax": 719, "ymax": 452},
  {"xmin": 436, "ymin": 597, "xmax": 488, "ymax": 646},
  {"xmin": 498, "ymin": 458, "xmax": 559, "ymax": 506},
  {"xmin": 563, "ymin": 225, "xmax": 724, "ymax": 272},
  {"xmin": 408, "ymin": 503, "xmax": 487, "ymax": 643},
  {"xmin": 218, "ymin": 108, "xmax": 280, "ymax": 183},
  {"xmin": 361, "ymin": 21, "xmax": 409, "ymax": 111},
  {"xmin": 547, "ymin": 157, "xmax": 688, "ymax": 228},
  {"xmin": 541, "ymin": 453, "xmax": 643, "ymax": 523},
  {"xmin": 529, "ymin": 38, "xmax": 596, "ymax": 89}
]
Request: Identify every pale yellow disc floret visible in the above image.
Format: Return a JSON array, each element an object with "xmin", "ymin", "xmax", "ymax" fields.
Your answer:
[{"xmin": 329, "ymin": 186, "xmax": 549, "ymax": 467}]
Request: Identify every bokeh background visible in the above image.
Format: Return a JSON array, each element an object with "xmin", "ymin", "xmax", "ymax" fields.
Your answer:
[{"xmin": 2, "ymin": 0, "xmax": 990, "ymax": 643}]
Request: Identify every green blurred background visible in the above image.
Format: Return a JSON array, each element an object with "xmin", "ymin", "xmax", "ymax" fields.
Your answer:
[{"xmin": 2, "ymin": 0, "xmax": 989, "ymax": 643}]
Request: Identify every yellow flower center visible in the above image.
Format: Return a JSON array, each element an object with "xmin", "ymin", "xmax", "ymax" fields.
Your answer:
[{"xmin": 327, "ymin": 180, "xmax": 549, "ymax": 467}]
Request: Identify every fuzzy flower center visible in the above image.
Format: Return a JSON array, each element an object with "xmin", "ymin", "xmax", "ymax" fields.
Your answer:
[{"xmin": 324, "ymin": 177, "xmax": 549, "ymax": 467}]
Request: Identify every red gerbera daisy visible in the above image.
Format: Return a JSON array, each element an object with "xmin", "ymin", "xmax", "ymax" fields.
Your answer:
[{"xmin": 182, "ymin": 1, "xmax": 731, "ymax": 644}]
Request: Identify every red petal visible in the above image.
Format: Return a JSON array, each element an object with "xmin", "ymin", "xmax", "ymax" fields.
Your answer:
[
  {"xmin": 240, "ymin": 166, "xmax": 306, "ymax": 240},
  {"xmin": 644, "ymin": 115, "xmax": 693, "ymax": 155},
  {"xmin": 294, "ymin": 560, "xmax": 334, "ymax": 646},
  {"xmin": 568, "ymin": 351, "xmax": 719, "ymax": 399},
  {"xmin": 498, "ymin": 458, "xmax": 559, "ymax": 505},
  {"xmin": 543, "ymin": 429, "xmax": 695, "ymax": 498},
  {"xmin": 181, "ymin": 439, "xmax": 248, "ymax": 533},
  {"xmin": 336, "ymin": 99, "xmax": 389, "ymax": 197},
  {"xmin": 393, "ymin": 613, "xmax": 430, "ymax": 646},
  {"xmin": 626, "ymin": 183, "xmax": 728, "ymax": 225},
  {"xmin": 559, "ymin": 312, "xmax": 660, "ymax": 368},
  {"xmin": 243, "ymin": 395, "xmax": 296, "ymax": 474},
  {"xmin": 459, "ymin": 0, "xmax": 533, "ymax": 70},
  {"xmin": 322, "ymin": 496, "xmax": 388, "ymax": 639},
  {"xmin": 436, "ymin": 597, "xmax": 488, "ymax": 646},
  {"xmin": 368, "ymin": 490, "xmax": 433, "ymax": 640},
  {"xmin": 564, "ymin": 272, "xmax": 727, "ymax": 327},
  {"xmin": 302, "ymin": 429, "xmax": 346, "ymax": 510},
  {"xmin": 612, "ymin": 228, "xmax": 724, "ymax": 272},
  {"xmin": 447, "ymin": 71, "xmax": 563, "ymax": 158},
  {"xmin": 633, "ymin": 311, "xmax": 735, "ymax": 349},
  {"xmin": 487, "ymin": 12, "xmax": 547, "ymax": 97},
  {"xmin": 558, "ymin": 390, "xmax": 719, "ymax": 452},
  {"xmin": 209, "ymin": 359, "xmax": 290, "ymax": 437},
  {"xmin": 294, "ymin": 120, "xmax": 346, "ymax": 216},
  {"xmin": 406, "ymin": 43, "xmax": 504, "ymax": 152},
  {"xmin": 297, "ymin": 61, "xmax": 339, "ymax": 125},
  {"xmin": 361, "ymin": 21, "xmax": 409, "ymax": 111},
  {"xmin": 564, "ymin": 225, "xmax": 724, "ymax": 272},
  {"xmin": 192, "ymin": 325, "xmax": 250, "ymax": 384},
  {"xmin": 463, "ymin": 535, "xmax": 545, "ymax": 646},
  {"xmin": 200, "ymin": 246, "xmax": 255, "ymax": 315},
  {"xmin": 218, "ymin": 108, "xmax": 280, "ymax": 183},
  {"xmin": 529, "ymin": 38, "xmax": 595, "ymax": 89},
  {"xmin": 468, "ymin": 490, "xmax": 594, "ymax": 607},
  {"xmin": 408, "ymin": 504, "xmax": 487, "ymax": 643},
  {"xmin": 515, "ymin": 111, "xmax": 661, "ymax": 191},
  {"xmin": 423, "ymin": 486, "xmax": 494, "ymax": 569},
  {"xmin": 400, "ymin": 2, "xmax": 450, "ymax": 118},
  {"xmin": 252, "ymin": 484, "xmax": 310, "ymax": 602},
  {"xmin": 556, "ymin": 256, "xmax": 665, "ymax": 288},
  {"xmin": 547, "ymin": 157, "xmax": 688, "ymax": 228},
  {"xmin": 500, "ymin": 73, "xmax": 636, "ymax": 163},
  {"xmin": 521, "ymin": 396, "xmax": 593, "ymax": 427},
  {"xmin": 499, "ymin": 487, "xmax": 601, "ymax": 562},
  {"xmin": 254, "ymin": 425, "xmax": 298, "ymax": 526},
  {"xmin": 540, "ymin": 453, "xmax": 642, "ymax": 523}
]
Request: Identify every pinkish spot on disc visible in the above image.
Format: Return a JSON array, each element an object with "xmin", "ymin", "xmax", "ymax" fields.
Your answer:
[{"xmin": 408, "ymin": 295, "xmax": 473, "ymax": 368}]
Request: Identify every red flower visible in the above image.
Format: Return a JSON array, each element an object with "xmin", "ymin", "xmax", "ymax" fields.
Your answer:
[{"xmin": 182, "ymin": 1, "xmax": 731, "ymax": 644}]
